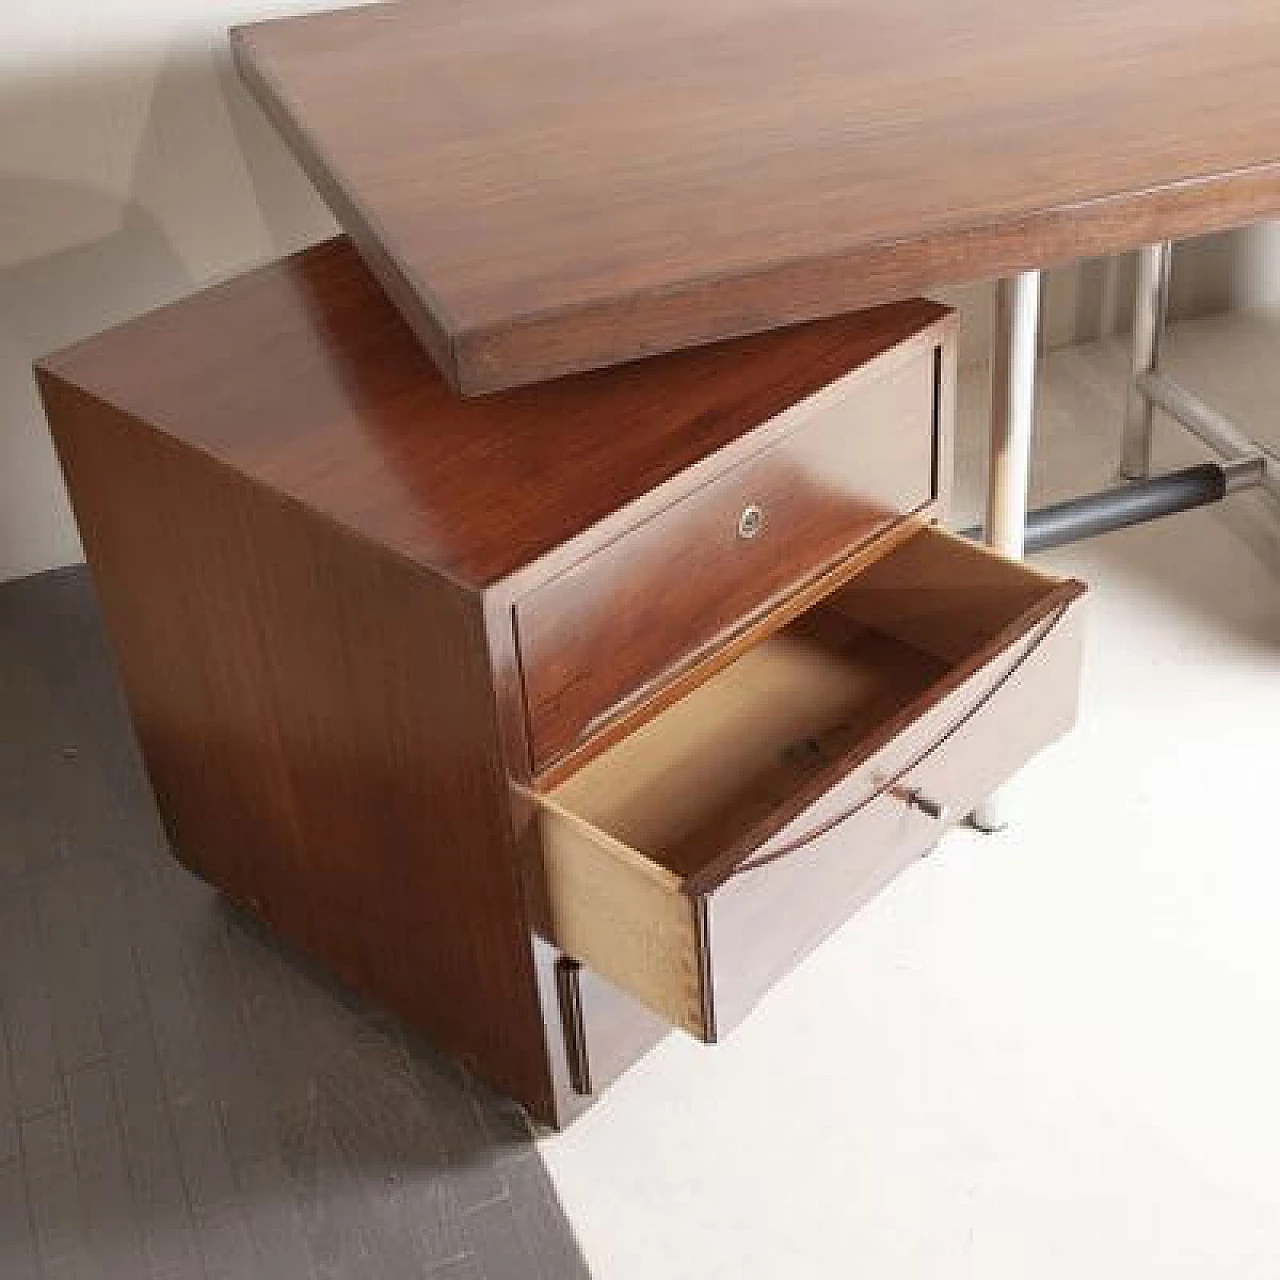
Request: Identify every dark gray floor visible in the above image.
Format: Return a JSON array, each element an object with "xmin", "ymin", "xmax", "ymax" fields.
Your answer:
[{"xmin": 0, "ymin": 567, "xmax": 591, "ymax": 1280}]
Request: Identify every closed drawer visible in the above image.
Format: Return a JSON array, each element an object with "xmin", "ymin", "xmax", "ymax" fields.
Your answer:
[
  {"xmin": 515, "ymin": 344, "xmax": 943, "ymax": 772},
  {"xmin": 523, "ymin": 525, "xmax": 1086, "ymax": 1040}
]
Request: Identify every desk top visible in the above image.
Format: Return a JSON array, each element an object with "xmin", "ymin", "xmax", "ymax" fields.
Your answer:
[{"xmin": 233, "ymin": 0, "xmax": 1280, "ymax": 394}]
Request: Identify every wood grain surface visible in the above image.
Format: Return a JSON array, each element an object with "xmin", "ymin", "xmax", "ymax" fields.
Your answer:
[
  {"xmin": 234, "ymin": 0, "xmax": 1280, "ymax": 392},
  {"xmin": 516, "ymin": 341, "xmax": 943, "ymax": 770},
  {"xmin": 40, "ymin": 236, "xmax": 950, "ymax": 591},
  {"xmin": 36, "ymin": 234, "xmax": 957, "ymax": 1124},
  {"xmin": 38, "ymin": 373, "xmax": 560, "ymax": 1120}
]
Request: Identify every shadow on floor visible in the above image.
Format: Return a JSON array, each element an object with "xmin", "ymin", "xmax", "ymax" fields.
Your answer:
[{"xmin": 0, "ymin": 566, "xmax": 589, "ymax": 1280}]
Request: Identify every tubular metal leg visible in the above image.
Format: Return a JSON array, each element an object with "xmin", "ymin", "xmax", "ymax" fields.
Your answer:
[
  {"xmin": 1120, "ymin": 241, "xmax": 1173, "ymax": 480},
  {"xmin": 971, "ymin": 271, "xmax": 1042, "ymax": 834}
]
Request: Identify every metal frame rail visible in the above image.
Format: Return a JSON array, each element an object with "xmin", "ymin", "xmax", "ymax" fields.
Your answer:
[{"xmin": 968, "ymin": 242, "xmax": 1277, "ymax": 830}]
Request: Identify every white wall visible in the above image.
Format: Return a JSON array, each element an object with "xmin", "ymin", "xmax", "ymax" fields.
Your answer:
[
  {"xmin": 1, "ymin": 1, "xmax": 345, "ymax": 582},
  {"xmin": 3, "ymin": 3, "xmax": 1279, "ymax": 582}
]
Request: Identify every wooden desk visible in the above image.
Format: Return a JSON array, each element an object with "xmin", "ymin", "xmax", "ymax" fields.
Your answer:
[
  {"xmin": 233, "ymin": 0, "xmax": 1280, "ymax": 394},
  {"xmin": 37, "ymin": 244, "xmax": 1088, "ymax": 1122},
  {"xmin": 232, "ymin": 0, "xmax": 1280, "ymax": 838},
  {"xmin": 37, "ymin": 0, "xmax": 1277, "ymax": 1125}
]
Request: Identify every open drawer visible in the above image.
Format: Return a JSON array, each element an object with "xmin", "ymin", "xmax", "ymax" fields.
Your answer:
[{"xmin": 523, "ymin": 525, "xmax": 1087, "ymax": 1042}]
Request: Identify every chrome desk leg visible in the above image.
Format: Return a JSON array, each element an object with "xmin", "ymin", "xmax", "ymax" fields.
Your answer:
[
  {"xmin": 971, "ymin": 270, "xmax": 1042, "ymax": 834},
  {"xmin": 1125, "ymin": 240, "xmax": 1279, "ymax": 503},
  {"xmin": 1120, "ymin": 242, "xmax": 1172, "ymax": 481}
]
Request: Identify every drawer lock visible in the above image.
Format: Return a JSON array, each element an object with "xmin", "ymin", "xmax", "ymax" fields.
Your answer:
[{"xmin": 737, "ymin": 503, "xmax": 765, "ymax": 539}]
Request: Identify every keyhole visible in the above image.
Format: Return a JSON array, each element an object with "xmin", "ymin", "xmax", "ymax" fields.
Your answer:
[{"xmin": 737, "ymin": 503, "xmax": 764, "ymax": 539}]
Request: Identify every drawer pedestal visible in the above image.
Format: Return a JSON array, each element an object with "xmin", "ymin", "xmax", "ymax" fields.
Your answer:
[{"xmin": 37, "ymin": 238, "xmax": 1083, "ymax": 1126}]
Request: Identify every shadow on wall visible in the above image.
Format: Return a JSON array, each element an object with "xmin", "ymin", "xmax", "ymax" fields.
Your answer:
[
  {"xmin": 1065, "ymin": 227, "xmax": 1262, "ymax": 348},
  {"xmin": 942, "ymin": 232, "xmax": 1254, "ymax": 375},
  {"xmin": 1070, "ymin": 254, "xmax": 1134, "ymax": 351},
  {"xmin": 0, "ymin": 44, "xmax": 334, "ymax": 581}
]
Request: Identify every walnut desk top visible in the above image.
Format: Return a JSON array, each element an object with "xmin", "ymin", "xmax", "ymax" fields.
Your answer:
[{"xmin": 234, "ymin": 0, "xmax": 1280, "ymax": 393}]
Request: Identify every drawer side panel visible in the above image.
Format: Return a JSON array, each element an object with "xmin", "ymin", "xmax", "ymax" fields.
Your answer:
[{"xmin": 530, "ymin": 797, "xmax": 706, "ymax": 1037}]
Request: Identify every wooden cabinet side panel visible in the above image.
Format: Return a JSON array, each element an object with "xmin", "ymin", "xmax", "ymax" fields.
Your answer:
[{"xmin": 41, "ymin": 376, "xmax": 555, "ymax": 1117}]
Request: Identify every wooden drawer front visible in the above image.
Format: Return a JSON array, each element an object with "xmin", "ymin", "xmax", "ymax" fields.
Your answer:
[
  {"xmin": 525, "ymin": 526, "xmax": 1086, "ymax": 1041},
  {"xmin": 516, "ymin": 348, "xmax": 941, "ymax": 772},
  {"xmin": 704, "ymin": 598, "xmax": 1086, "ymax": 1035},
  {"xmin": 532, "ymin": 938, "xmax": 672, "ymax": 1122}
]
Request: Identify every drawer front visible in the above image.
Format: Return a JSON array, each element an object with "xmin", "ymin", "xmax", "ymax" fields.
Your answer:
[
  {"xmin": 704, "ymin": 594, "xmax": 1086, "ymax": 1037},
  {"xmin": 532, "ymin": 938, "xmax": 672, "ymax": 1123},
  {"xmin": 516, "ymin": 348, "xmax": 941, "ymax": 772},
  {"xmin": 529, "ymin": 582, "xmax": 1086, "ymax": 1042}
]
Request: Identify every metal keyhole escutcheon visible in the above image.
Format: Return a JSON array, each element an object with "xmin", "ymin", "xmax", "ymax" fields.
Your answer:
[{"xmin": 737, "ymin": 503, "xmax": 764, "ymax": 539}]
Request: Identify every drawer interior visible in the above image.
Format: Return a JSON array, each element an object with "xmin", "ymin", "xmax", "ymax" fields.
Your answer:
[{"xmin": 544, "ymin": 525, "xmax": 1066, "ymax": 883}]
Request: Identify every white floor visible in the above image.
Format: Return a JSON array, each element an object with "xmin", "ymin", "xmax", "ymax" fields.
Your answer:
[{"xmin": 540, "ymin": 310, "xmax": 1280, "ymax": 1279}]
